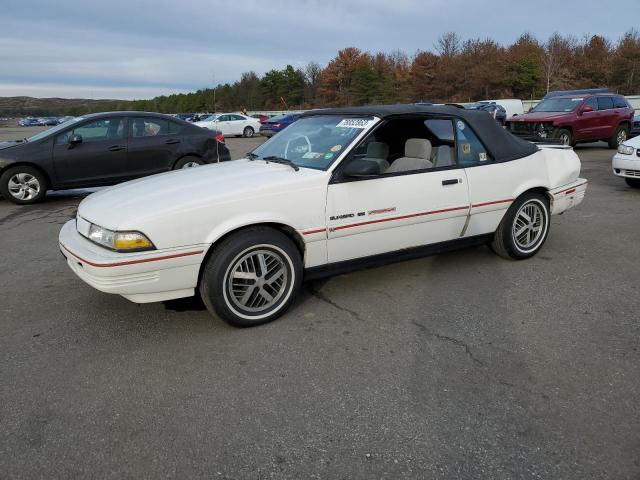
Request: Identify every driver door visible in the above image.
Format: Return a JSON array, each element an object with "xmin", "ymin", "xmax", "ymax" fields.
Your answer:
[
  {"xmin": 326, "ymin": 117, "xmax": 470, "ymax": 264},
  {"xmin": 52, "ymin": 117, "xmax": 128, "ymax": 186}
]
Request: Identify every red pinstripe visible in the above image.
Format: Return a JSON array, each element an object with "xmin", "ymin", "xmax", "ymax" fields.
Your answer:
[{"xmin": 61, "ymin": 244, "xmax": 203, "ymax": 268}]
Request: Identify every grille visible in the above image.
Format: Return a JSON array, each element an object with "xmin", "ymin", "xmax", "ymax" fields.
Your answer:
[
  {"xmin": 625, "ymin": 170, "xmax": 640, "ymax": 177},
  {"xmin": 509, "ymin": 122, "xmax": 536, "ymax": 135}
]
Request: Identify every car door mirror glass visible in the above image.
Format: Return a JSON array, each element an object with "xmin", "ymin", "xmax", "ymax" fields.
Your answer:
[
  {"xmin": 343, "ymin": 159, "xmax": 382, "ymax": 178},
  {"xmin": 581, "ymin": 105, "xmax": 593, "ymax": 114},
  {"xmin": 69, "ymin": 134, "xmax": 83, "ymax": 145}
]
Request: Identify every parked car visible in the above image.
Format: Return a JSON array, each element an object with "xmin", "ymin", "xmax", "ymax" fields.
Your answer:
[
  {"xmin": 58, "ymin": 104, "xmax": 587, "ymax": 327},
  {"xmin": 40, "ymin": 117, "xmax": 60, "ymax": 126},
  {"xmin": 479, "ymin": 98, "xmax": 524, "ymax": 118},
  {"xmin": 194, "ymin": 113, "xmax": 261, "ymax": 137},
  {"xmin": 251, "ymin": 114, "xmax": 270, "ymax": 123},
  {"xmin": 612, "ymin": 135, "xmax": 640, "ymax": 188},
  {"xmin": 505, "ymin": 92, "xmax": 634, "ymax": 148},
  {"xmin": 174, "ymin": 113, "xmax": 195, "ymax": 122},
  {"xmin": 259, "ymin": 113, "xmax": 301, "ymax": 137},
  {"xmin": 466, "ymin": 102, "xmax": 507, "ymax": 125},
  {"xmin": 0, "ymin": 111, "xmax": 230, "ymax": 204},
  {"xmin": 19, "ymin": 117, "xmax": 41, "ymax": 127}
]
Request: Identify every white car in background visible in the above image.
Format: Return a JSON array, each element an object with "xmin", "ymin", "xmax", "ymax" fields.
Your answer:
[
  {"xmin": 59, "ymin": 105, "xmax": 587, "ymax": 327},
  {"xmin": 612, "ymin": 135, "xmax": 640, "ymax": 188},
  {"xmin": 195, "ymin": 113, "xmax": 261, "ymax": 138}
]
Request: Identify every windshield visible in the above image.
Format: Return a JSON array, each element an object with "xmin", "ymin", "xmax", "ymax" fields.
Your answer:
[
  {"xmin": 251, "ymin": 115, "xmax": 374, "ymax": 170},
  {"xmin": 532, "ymin": 97, "xmax": 583, "ymax": 113},
  {"xmin": 26, "ymin": 117, "xmax": 84, "ymax": 142},
  {"xmin": 201, "ymin": 114, "xmax": 218, "ymax": 122}
]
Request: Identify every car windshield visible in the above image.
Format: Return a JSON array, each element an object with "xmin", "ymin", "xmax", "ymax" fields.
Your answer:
[
  {"xmin": 251, "ymin": 115, "xmax": 374, "ymax": 170},
  {"xmin": 201, "ymin": 114, "xmax": 218, "ymax": 122},
  {"xmin": 532, "ymin": 97, "xmax": 583, "ymax": 112},
  {"xmin": 26, "ymin": 116, "xmax": 84, "ymax": 142}
]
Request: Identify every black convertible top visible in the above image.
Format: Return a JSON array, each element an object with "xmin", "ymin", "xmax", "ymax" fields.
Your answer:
[{"xmin": 301, "ymin": 104, "xmax": 538, "ymax": 163}]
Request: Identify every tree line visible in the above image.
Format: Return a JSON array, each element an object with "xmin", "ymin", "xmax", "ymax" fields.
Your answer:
[{"xmin": 58, "ymin": 29, "xmax": 640, "ymax": 115}]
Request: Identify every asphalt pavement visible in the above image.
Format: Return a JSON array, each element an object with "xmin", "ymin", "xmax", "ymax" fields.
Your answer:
[{"xmin": 0, "ymin": 134, "xmax": 639, "ymax": 479}]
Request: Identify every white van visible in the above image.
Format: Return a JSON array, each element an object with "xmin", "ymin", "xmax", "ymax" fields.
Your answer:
[{"xmin": 480, "ymin": 99, "xmax": 525, "ymax": 118}]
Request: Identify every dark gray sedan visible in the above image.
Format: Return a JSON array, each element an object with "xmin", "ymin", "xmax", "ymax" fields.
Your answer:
[{"xmin": 0, "ymin": 111, "xmax": 231, "ymax": 204}]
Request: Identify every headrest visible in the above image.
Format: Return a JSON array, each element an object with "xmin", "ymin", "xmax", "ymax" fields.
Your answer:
[
  {"xmin": 366, "ymin": 142, "xmax": 389, "ymax": 159},
  {"xmin": 405, "ymin": 138, "xmax": 432, "ymax": 160}
]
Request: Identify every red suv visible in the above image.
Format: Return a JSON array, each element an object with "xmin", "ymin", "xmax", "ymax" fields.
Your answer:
[{"xmin": 506, "ymin": 92, "xmax": 634, "ymax": 148}]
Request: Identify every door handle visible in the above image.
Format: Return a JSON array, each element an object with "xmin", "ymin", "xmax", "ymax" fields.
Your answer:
[
  {"xmin": 108, "ymin": 145, "xmax": 125, "ymax": 151},
  {"xmin": 442, "ymin": 179, "xmax": 459, "ymax": 186},
  {"xmin": 165, "ymin": 139, "xmax": 181, "ymax": 144}
]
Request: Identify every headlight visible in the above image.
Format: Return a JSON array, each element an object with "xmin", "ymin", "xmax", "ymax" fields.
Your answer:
[
  {"xmin": 618, "ymin": 144, "xmax": 634, "ymax": 155},
  {"xmin": 87, "ymin": 223, "xmax": 155, "ymax": 252}
]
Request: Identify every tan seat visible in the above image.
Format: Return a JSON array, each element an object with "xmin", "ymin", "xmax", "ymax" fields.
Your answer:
[
  {"xmin": 365, "ymin": 141, "xmax": 390, "ymax": 172},
  {"xmin": 386, "ymin": 139, "xmax": 433, "ymax": 173},
  {"xmin": 432, "ymin": 145, "xmax": 454, "ymax": 167}
]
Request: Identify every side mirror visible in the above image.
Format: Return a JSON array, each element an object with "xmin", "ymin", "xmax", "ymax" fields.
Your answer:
[
  {"xmin": 580, "ymin": 105, "xmax": 594, "ymax": 115},
  {"xmin": 342, "ymin": 159, "xmax": 382, "ymax": 178},
  {"xmin": 69, "ymin": 134, "xmax": 83, "ymax": 145}
]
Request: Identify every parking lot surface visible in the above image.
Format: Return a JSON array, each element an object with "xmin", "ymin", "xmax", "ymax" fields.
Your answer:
[{"xmin": 1, "ymin": 134, "xmax": 639, "ymax": 479}]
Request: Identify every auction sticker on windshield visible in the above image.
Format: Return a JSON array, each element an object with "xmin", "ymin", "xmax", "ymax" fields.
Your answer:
[{"xmin": 336, "ymin": 118, "xmax": 376, "ymax": 129}]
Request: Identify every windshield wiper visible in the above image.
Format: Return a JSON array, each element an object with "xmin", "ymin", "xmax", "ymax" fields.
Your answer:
[
  {"xmin": 246, "ymin": 152, "xmax": 259, "ymax": 160},
  {"xmin": 262, "ymin": 156, "xmax": 300, "ymax": 171}
]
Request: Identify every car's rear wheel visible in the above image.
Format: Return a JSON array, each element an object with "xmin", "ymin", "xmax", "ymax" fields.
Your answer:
[
  {"xmin": 555, "ymin": 128, "xmax": 574, "ymax": 146},
  {"xmin": 174, "ymin": 156, "xmax": 203, "ymax": 169},
  {"xmin": 199, "ymin": 227, "xmax": 302, "ymax": 327},
  {"xmin": 243, "ymin": 126, "xmax": 255, "ymax": 138},
  {"xmin": 0, "ymin": 166, "xmax": 47, "ymax": 205},
  {"xmin": 609, "ymin": 125, "xmax": 629, "ymax": 149},
  {"xmin": 625, "ymin": 177, "xmax": 640, "ymax": 188},
  {"xmin": 490, "ymin": 192, "xmax": 550, "ymax": 260}
]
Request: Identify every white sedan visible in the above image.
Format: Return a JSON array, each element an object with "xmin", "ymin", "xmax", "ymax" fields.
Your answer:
[
  {"xmin": 194, "ymin": 113, "xmax": 261, "ymax": 138},
  {"xmin": 59, "ymin": 105, "xmax": 587, "ymax": 327},
  {"xmin": 612, "ymin": 134, "xmax": 640, "ymax": 188}
]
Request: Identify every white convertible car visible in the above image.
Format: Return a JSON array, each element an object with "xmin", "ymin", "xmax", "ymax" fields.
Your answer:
[{"xmin": 59, "ymin": 105, "xmax": 587, "ymax": 327}]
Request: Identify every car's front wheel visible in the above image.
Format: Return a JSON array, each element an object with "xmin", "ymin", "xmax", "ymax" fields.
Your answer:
[
  {"xmin": 243, "ymin": 126, "xmax": 255, "ymax": 138},
  {"xmin": 554, "ymin": 128, "xmax": 574, "ymax": 147},
  {"xmin": 199, "ymin": 227, "xmax": 302, "ymax": 327},
  {"xmin": 0, "ymin": 165, "xmax": 47, "ymax": 205},
  {"xmin": 490, "ymin": 192, "xmax": 550, "ymax": 260},
  {"xmin": 625, "ymin": 177, "xmax": 640, "ymax": 189}
]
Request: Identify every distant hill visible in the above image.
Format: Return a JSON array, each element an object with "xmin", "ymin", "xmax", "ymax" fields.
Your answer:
[{"xmin": 0, "ymin": 96, "xmax": 132, "ymax": 116}]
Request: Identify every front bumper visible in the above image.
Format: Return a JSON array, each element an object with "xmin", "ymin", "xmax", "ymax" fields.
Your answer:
[
  {"xmin": 612, "ymin": 152, "xmax": 640, "ymax": 179},
  {"xmin": 59, "ymin": 219, "xmax": 207, "ymax": 303}
]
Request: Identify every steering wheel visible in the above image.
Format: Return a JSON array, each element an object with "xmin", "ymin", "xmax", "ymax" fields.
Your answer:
[{"xmin": 284, "ymin": 134, "xmax": 312, "ymax": 159}]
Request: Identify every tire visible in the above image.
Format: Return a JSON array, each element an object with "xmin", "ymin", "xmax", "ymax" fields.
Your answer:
[
  {"xmin": 173, "ymin": 156, "xmax": 204, "ymax": 169},
  {"xmin": 490, "ymin": 192, "xmax": 550, "ymax": 260},
  {"xmin": 0, "ymin": 165, "xmax": 47, "ymax": 205},
  {"xmin": 554, "ymin": 128, "xmax": 574, "ymax": 147},
  {"xmin": 243, "ymin": 126, "xmax": 255, "ymax": 138},
  {"xmin": 625, "ymin": 177, "xmax": 640, "ymax": 189},
  {"xmin": 608, "ymin": 125, "xmax": 629, "ymax": 149},
  {"xmin": 199, "ymin": 227, "xmax": 302, "ymax": 327}
]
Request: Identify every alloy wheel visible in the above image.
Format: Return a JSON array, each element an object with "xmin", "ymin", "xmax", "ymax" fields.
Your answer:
[
  {"xmin": 617, "ymin": 129, "xmax": 627, "ymax": 145},
  {"xmin": 226, "ymin": 248, "xmax": 288, "ymax": 313},
  {"xmin": 512, "ymin": 200, "xmax": 546, "ymax": 252},
  {"xmin": 7, "ymin": 173, "xmax": 41, "ymax": 201},
  {"xmin": 181, "ymin": 161, "xmax": 200, "ymax": 168}
]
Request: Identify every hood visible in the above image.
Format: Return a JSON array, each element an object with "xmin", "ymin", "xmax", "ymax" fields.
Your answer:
[
  {"xmin": 622, "ymin": 135, "xmax": 640, "ymax": 148},
  {"xmin": 78, "ymin": 159, "xmax": 327, "ymax": 230},
  {"xmin": 510, "ymin": 111, "xmax": 573, "ymax": 122},
  {"xmin": 0, "ymin": 140, "xmax": 25, "ymax": 150}
]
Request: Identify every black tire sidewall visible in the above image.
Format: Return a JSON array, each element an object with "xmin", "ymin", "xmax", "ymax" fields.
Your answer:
[
  {"xmin": 0, "ymin": 166, "xmax": 47, "ymax": 205},
  {"xmin": 501, "ymin": 193, "xmax": 550, "ymax": 259},
  {"xmin": 625, "ymin": 177, "xmax": 640, "ymax": 188},
  {"xmin": 200, "ymin": 228, "xmax": 302, "ymax": 327}
]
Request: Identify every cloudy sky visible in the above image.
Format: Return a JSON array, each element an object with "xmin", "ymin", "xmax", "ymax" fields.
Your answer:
[{"xmin": 1, "ymin": 0, "xmax": 638, "ymax": 99}]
